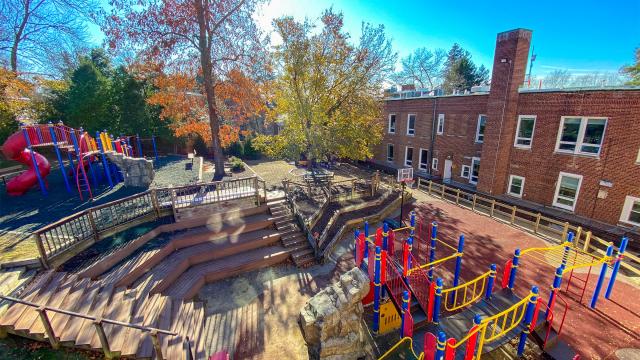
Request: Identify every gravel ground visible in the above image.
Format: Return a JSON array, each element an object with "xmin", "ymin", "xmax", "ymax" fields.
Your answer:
[{"xmin": 244, "ymin": 159, "xmax": 298, "ymax": 191}]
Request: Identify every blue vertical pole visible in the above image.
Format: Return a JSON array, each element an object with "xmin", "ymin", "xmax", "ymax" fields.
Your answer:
[
  {"xmin": 562, "ymin": 232, "xmax": 574, "ymax": 267},
  {"xmin": 590, "ymin": 244, "xmax": 614, "ymax": 308},
  {"xmin": 96, "ymin": 131, "xmax": 114, "ymax": 188},
  {"xmin": 435, "ymin": 331, "xmax": 446, "ymax": 359},
  {"xmin": 428, "ymin": 222, "xmax": 437, "ymax": 282},
  {"xmin": 152, "ymin": 135, "xmax": 159, "ymax": 162},
  {"xmin": 450, "ymin": 234, "xmax": 465, "ymax": 304},
  {"xmin": 363, "ymin": 221, "xmax": 369, "ymax": 259},
  {"xmin": 545, "ymin": 265, "xmax": 564, "ymax": 320},
  {"xmin": 605, "ymin": 237, "xmax": 628, "ymax": 299},
  {"xmin": 433, "ymin": 278, "xmax": 443, "ymax": 324},
  {"xmin": 372, "ymin": 246, "xmax": 382, "ymax": 334},
  {"xmin": 400, "ymin": 290, "xmax": 409, "ymax": 337},
  {"xmin": 354, "ymin": 229, "xmax": 360, "ymax": 264},
  {"xmin": 485, "ymin": 264, "xmax": 497, "ymax": 300},
  {"xmin": 48, "ymin": 123, "xmax": 71, "ymax": 193},
  {"xmin": 410, "ymin": 210, "xmax": 416, "ymax": 238},
  {"xmin": 517, "ymin": 286, "xmax": 539, "ymax": 356},
  {"xmin": 382, "ymin": 222, "xmax": 389, "ymax": 251},
  {"xmin": 508, "ymin": 248, "xmax": 521, "ymax": 290},
  {"xmin": 21, "ymin": 127, "xmax": 47, "ymax": 196},
  {"xmin": 136, "ymin": 134, "xmax": 143, "ymax": 158}
]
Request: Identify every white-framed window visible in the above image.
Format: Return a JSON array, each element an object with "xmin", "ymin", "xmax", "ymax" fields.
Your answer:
[
  {"xmin": 555, "ymin": 116, "xmax": 607, "ymax": 156},
  {"xmin": 437, "ymin": 114, "xmax": 445, "ymax": 135},
  {"xmin": 507, "ymin": 175, "xmax": 525, "ymax": 197},
  {"xmin": 620, "ymin": 196, "xmax": 640, "ymax": 226},
  {"xmin": 636, "ymin": 148, "xmax": 640, "ymax": 164},
  {"xmin": 469, "ymin": 157, "xmax": 480, "ymax": 184},
  {"xmin": 386, "ymin": 143, "xmax": 394, "ymax": 162},
  {"xmin": 514, "ymin": 115, "xmax": 536, "ymax": 148},
  {"xmin": 419, "ymin": 148, "xmax": 429, "ymax": 171},
  {"xmin": 432, "ymin": 157, "xmax": 439, "ymax": 171},
  {"xmin": 405, "ymin": 146, "xmax": 413, "ymax": 166},
  {"xmin": 407, "ymin": 114, "xmax": 416, "ymax": 136},
  {"xmin": 460, "ymin": 165, "xmax": 471, "ymax": 179},
  {"xmin": 553, "ymin": 172, "xmax": 583, "ymax": 211},
  {"xmin": 388, "ymin": 114, "xmax": 396, "ymax": 134},
  {"xmin": 475, "ymin": 115, "xmax": 487, "ymax": 143}
]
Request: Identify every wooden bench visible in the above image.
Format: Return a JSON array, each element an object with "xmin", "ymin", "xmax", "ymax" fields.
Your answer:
[
  {"xmin": 0, "ymin": 165, "xmax": 25, "ymax": 185},
  {"xmin": 303, "ymin": 172, "xmax": 334, "ymax": 184}
]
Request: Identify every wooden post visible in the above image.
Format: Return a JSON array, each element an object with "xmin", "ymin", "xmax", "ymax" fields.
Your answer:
[
  {"xmin": 170, "ymin": 189, "xmax": 178, "ymax": 221},
  {"xmin": 94, "ymin": 318, "xmax": 114, "ymax": 359},
  {"xmin": 150, "ymin": 330, "xmax": 163, "ymax": 360},
  {"xmin": 87, "ymin": 209, "xmax": 99, "ymax": 242},
  {"xmin": 583, "ymin": 231, "xmax": 592, "ymax": 252},
  {"xmin": 441, "ymin": 183, "xmax": 445, "ymax": 199},
  {"xmin": 455, "ymin": 189, "xmax": 460, "ymax": 205},
  {"xmin": 36, "ymin": 307, "xmax": 59, "ymax": 349},
  {"xmin": 254, "ymin": 176, "xmax": 260, "ymax": 206},
  {"xmin": 490, "ymin": 199, "xmax": 496, "ymax": 217},
  {"xmin": 150, "ymin": 189, "xmax": 161, "ymax": 219},
  {"xmin": 184, "ymin": 336, "xmax": 193, "ymax": 360},
  {"xmin": 534, "ymin": 213, "xmax": 541, "ymax": 234},
  {"xmin": 562, "ymin": 222, "xmax": 570, "ymax": 241},
  {"xmin": 34, "ymin": 233, "xmax": 50, "ymax": 269},
  {"xmin": 472, "ymin": 194, "xmax": 477, "ymax": 212},
  {"xmin": 575, "ymin": 226, "xmax": 583, "ymax": 248},
  {"xmin": 351, "ymin": 179, "xmax": 355, "ymax": 198},
  {"xmin": 428, "ymin": 180, "xmax": 432, "ymax": 194},
  {"xmin": 0, "ymin": 325, "xmax": 7, "ymax": 339},
  {"xmin": 510, "ymin": 206, "xmax": 517, "ymax": 224}
]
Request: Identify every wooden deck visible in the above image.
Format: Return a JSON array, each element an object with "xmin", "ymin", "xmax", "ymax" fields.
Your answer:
[{"xmin": 0, "ymin": 197, "xmax": 315, "ymax": 359}]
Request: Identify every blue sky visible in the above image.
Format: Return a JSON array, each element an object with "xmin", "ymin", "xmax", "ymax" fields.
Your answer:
[{"xmin": 91, "ymin": 0, "xmax": 640, "ymax": 76}]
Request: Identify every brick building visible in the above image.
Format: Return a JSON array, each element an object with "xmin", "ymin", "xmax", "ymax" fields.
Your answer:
[{"xmin": 373, "ymin": 28, "xmax": 640, "ymax": 229}]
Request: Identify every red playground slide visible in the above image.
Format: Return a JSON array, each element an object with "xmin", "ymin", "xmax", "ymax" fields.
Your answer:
[{"xmin": 1, "ymin": 130, "xmax": 51, "ymax": 196}]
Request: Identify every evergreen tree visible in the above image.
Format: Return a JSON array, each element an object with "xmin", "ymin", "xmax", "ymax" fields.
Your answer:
[{"xmin": 442, "ymin": 43, "xmax": 489, "ymax": 93}]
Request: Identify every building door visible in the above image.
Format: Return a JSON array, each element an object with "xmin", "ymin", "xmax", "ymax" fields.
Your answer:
[{"xmin": 443, "ymin": 159, "xmax": 453, "ymax": 181}]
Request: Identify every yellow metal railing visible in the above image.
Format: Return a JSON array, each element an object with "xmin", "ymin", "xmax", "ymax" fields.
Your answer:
[
  {"xmin": 379, "ymin": 337, "xmax": 424, "ymax": 360},
  {"xmin": 441, "ymin": 270, "xmax": 491, "ymax": 312}
]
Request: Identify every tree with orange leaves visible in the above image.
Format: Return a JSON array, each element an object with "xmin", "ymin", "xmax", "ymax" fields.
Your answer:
[{"xmin": 101, "ymin": 0, "xmax": 268, "ymax": 179}]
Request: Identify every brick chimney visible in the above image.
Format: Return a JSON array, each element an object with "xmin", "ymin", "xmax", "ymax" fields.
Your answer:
[{"xmin": 477, "ymin": 29, "xmax": 532, "ymax": 195}]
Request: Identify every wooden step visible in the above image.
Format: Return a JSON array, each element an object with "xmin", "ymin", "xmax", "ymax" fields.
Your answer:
[
  {"xmin": 164, "ymin": 246, "xmax": 291, "ymax": 300},
  {"xmin": 28, "ymin": 275, "xmax": 78, "ymax": 336},
  {"xmin": 90, "ymin": 289, "xmax": 125, "ymax": 349},
  {"xmin": 11, "ymin": 272, "xmax": 66, "ymax": 332},
  {"xmin": 167, "ymin": 301, "xmax": 194, "ymax": 360},
  {"xmin": 105, "ymin": 290, "xmax": 136, "ymax": 354},
  {"xmin": 0, "ymin": 270, "xmax": 56, "ymax": 327},
  {"xmin": 58, "ymin": 281, "xmax": 102, "ymax": 343},
  {"xmin": 121, "ymin": 294, "xmax": 167, "ymax": 357},
  {"xmin": 48, "ymin": 278, "xmax": 91, "ymax": 336},
  {"xmin": 136, "ymin": 297, "xmax": 172, "ymax": 358},
  {"xmin": 75, "ymin": 284, "xmax": 114, "ymax": 346}
]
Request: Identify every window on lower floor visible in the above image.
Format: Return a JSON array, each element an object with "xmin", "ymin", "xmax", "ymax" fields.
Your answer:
[
  {"xmin": 507, "ymin": 175, "xmax": 525, "ymax": 197},
  {"xmin": 515, "ymin": 115, "xmax": 536, "ymax": 148},
  {"xmin": 556, "ymin": 117, "xmax": 607, "ymax": 156},
  {"xmin": 620, "ymin": 196, "xmax": 640, "ymax": 226},
  {"xmin": 461, "ymin": 165, "xmax": 471, "ymax": 179},
  {"xmin": 405, "ymin": 146, "xmax": 413, "ymax": 166},
  {"xmin": 432, "ymin": 157, "xmax": 438, "ymax": 171},
  {"xmin": 470, "ymin": 157, "xmax": 480, "ymax": 184},
  {"xmin": 553, "ymin": 172, "xmax": 583, "ymax": 211},
  {"xmin": 419, "ymin": 148, "xmax": 428, "ymax": 170},
  {"xmin": 387, "ymin": 144, "xmax": 394, "ymax": 162}
]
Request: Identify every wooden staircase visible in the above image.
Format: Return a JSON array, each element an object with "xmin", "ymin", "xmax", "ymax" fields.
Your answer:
[
  {"xmin": 0, "ymin": 271, "xmax": 206, "ymax": 359},
  {"xmin": 267, "ymin": 199, "xmax": 316, "ymax": 267}
]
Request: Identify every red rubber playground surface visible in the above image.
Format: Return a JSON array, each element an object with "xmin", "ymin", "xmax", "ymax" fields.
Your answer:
[{"xmin": 395, "ymin": 195, "xmax": 640, "ymax": 360}]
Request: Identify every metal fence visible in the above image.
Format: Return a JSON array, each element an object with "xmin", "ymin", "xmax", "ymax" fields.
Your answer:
[
  {"xmin": 34, "ymin": 176, "xmax": 267, "ymax": 268},
  {"xmin": 416, "ymin": 178, "xmax": 640, "ymax": 276}
]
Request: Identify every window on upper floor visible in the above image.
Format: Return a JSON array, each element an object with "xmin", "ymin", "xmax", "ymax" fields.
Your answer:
[
  {"xmin": 432, "ymin": 157, "xmax": 439, "ymax": 171},
  {"xmin": 475, "ymin": 115, "xmax": 487, "ymax": 143},
  {"xmin": 620, "ymin": 196, "xmax": 640, "ymax": 226},
  {"xmin": 461, "ymin": 165, "xmax": 471, "ymax": 179},
  {"xmin": 555, "ymin": 117, "xmax": 607, "ymax": 156},
  {"xmin": 507, "ymin": 175, "xmax": 525, "ymax": 198},
  {"xmin": 636, "ymin": 148, "xmax": 640, "ymax": 164},
  {"xmin": 387, "ymin": 144, "xmax": 394, "ymax": 162},
  {"xmin": 514, "ymin": 115, "xmax": 536, "ymax": 148},
  {"xmin": 388, "ymin": 114, "xmax": 396, "ymax": 134},
  {"xmin": 437, "ymin": 114, "xmax": 445, "ymax": 135},
  {"xmin": 407, "ymin": 114, "xmax": 416, "ymax": 136},
  {"xmin": 405, "ymin": 146, "xmax": 414, "ymax": 166},
  {"xmin": 419, "ymin": 148, "xmax": 429, "ymax": 171},
  {"xmin": 553, "ymin": 172, "xmax": 583, "ymax": 211}
]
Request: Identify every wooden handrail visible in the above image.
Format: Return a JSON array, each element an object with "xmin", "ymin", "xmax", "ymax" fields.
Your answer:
[{"xmin": 0, "ymin": 294, "xmax": 177, "ymax": 336}]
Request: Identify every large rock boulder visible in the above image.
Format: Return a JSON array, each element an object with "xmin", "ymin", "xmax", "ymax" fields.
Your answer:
[
  {"xmin": 106, "ymin": 152, "xmax": 155, "ymax": 187},
  {"xmin": 300, "ymin": 267, "xmax": 372, "ymax": 360}
]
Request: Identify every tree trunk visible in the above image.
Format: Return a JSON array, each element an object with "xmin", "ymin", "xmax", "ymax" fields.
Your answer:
[
  {"xmin": 195, "ymin": 0, "xmax": 225, "ymax": 180},
  {"xmin": 11, "ymin": 0, "xmax": 31, "ymax": 73}
]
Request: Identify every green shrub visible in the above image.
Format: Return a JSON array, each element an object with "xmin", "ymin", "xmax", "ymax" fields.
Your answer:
[
  {"xmin": 242, "ymin": 137, "xmax": 261, "ymax": 160},
  {"xmin": 229, "ymin": 156, "xmax": 245, "ymax": 172}
]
